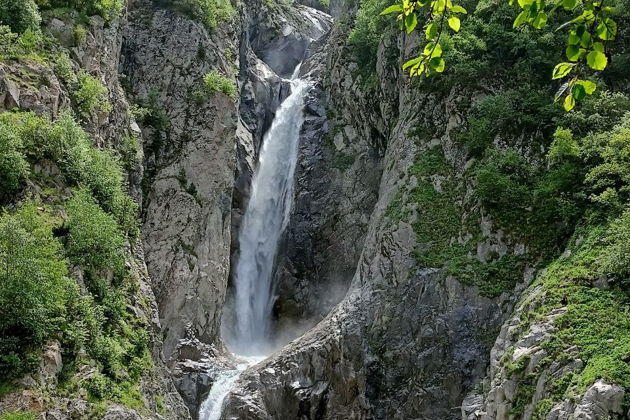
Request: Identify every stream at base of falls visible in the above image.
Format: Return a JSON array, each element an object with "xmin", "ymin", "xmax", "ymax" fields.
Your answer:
[{"xmin": 197, "ymin": 355, "xmax": 265, "ymax": 420}]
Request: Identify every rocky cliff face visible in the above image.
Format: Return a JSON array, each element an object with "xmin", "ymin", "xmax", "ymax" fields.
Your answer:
[
  {"xmin": 122, "ymin": 0, "xmax": 239, "ymax": 363},
  {"xmin": 220, "ymin": 18, "xmax": 517, "ymax": 420},
  {"xmin": 2, "ymin": 0, "xmax": 628, "ymax": 419},
  {"xmin": 0, "ymin": 7, "xmax": 189, "ymax": 419}
]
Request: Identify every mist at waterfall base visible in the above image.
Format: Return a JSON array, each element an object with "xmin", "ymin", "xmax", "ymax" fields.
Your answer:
[{"xmin": 226, "ymin": 77, "xmax": 311, "ymax": 356}]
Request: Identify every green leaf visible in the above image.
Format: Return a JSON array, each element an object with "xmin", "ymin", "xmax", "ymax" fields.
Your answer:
[
  {"xmin": 448, "ymin": 16, "xmax": 461, "ymax": 32},
  {"xmin": 450, "ymin": 5, "xmax": 467, "ymax": 13},
  {"xmin": 552, "ymin": 62, "xmax": 575, "ymax": 79},
  {"xmin": 513, "ymin": 10, "xmax": 529, "ymax": 28},
  {"xmin": 532, "ymin": 12, "xmax": 547, "ymax": 29},
  {"xmin": 571, "ymin": 84, "xmax": 586, "ymax": 101},
  {"xmin": 564, "ymin": 94, "xmax": 576, "ymax": 111},
  {"xmin": 405, "ymin": 13, "xmax": 417, "ymax": 34},
  {"xmin": 568, "ymin": 31, "xmax": 580, "ymax": 45},
  {"xmin": 596, "ymin": 18, "xmax": 617, "ymax": 40},
  {"xmin": 402, "ymin": 56, "xmax": 422, "ymax": 70},
  {"xmin": 423, "ymin": 42, "xmax": 442, "ymax": 57},
  {"xmin": 426, "ymin": 22, "xmax": 438, "ymax": 40},
  {"xmin": 429, "ymin": 57, "xmax": 445, "ymax": 72},
  {"xmin": 410, "ymin": 62, "xmax": 425, "ymax": 77},
  {"xmin": 580, "ymin": 31, "xmax": 592, "ymax": 48},
  {"xmin": 562, "ymin": 0, "xmax": 577, "ymax": 10},
  {"xmin": 576, "ymin": 79, "xmax": 597, "ymax": 95},
  {"xmin": 565, "ymin": 45, "xmax": 580, "ymax": 61},
  {"xmin": 586, "ymin": 50, "xmax": 607, "ymax": 70},
  {"xmin": 380, "ymin": 4, "xmax": 402, "ymax": 15},
  {"xmin": 518, "ymin": 0, "xmax": 534, "ymax": 8}
]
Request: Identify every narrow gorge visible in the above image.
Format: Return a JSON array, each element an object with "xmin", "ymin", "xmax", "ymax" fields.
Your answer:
[{"xmin": 0, "ymin": 0, "xmax": 628, "ymax": 419}]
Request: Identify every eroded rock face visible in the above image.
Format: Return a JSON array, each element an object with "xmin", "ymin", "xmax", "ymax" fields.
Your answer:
[
  {"xmin": 221, "ymin": 31, "xmax": 520, "ymax": 418},
  {"xmin": 122, "ymin": 0, "xmax": 239, "ymax": 361}
]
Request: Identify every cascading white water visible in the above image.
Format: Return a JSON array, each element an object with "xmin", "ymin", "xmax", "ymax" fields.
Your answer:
[
  {"xmin": 198, "ymin": 70, "xmax": 310, "ymax": 420},
  {"xmin": 197, "ymin": 355, "xmax": 264, "ymax": 420},
  {"xmin": 231, "ymin": 71, "xmax": 310, "ymax": 355}
]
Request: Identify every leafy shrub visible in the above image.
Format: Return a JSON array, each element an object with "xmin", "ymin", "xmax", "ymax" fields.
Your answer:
[
  {"xmin": 0, "ymin": 411, "xmax": 37, "ymax": 420},
  {"xmin": 0, "ymin": 115, "xmax": 29, "ymax": 200},
  {"xmin": 0, "ymin": 25, "xmax": 44, "ymax": 59},
  {"xmin": 0, "ymin": 0, "xmax": 41, "ymax": 34},
  {"xmin": 347, "ymin": 0, "xmax": 393, "ymax": 72},
  {"xmin": 54, "ymin": 52, "xmax": 76, "ymax": 84},
  {"xmin": 73, "ymin": 24, "xmax": 87, "ymax": 44},
  {"xmin": 156, "ymin": 0, "xmax": 234, "ymax": 29},
  {"xmin": 202, "ymin": 70, "xmax": 236, "ymax": 98},
  {"xmin": 42, "ymin": 0, "xmax": 124, "ymax": 21},
  {"xmin": 0, "ymin": 111, "xmax": 140, "ymax": 238},
  {"xmin": 0, "ymin": 203, "xmax": 69, "ymax": 377},
  {"xmin": 65, "ymin": 189, "xmax": 125, "ymax": 284},
  {"xmin": 580, "ymin": 118, "xmax": 630, "ymax": 214},
  {"xmin": 74, "ymin": 71, "xmax": 111, "ymax": 117},
  {"xmin": 476, "ymin": 149, "xmax": 533, "ymax": 227},
  {"xmin": 120, "ymin": 135, "xmax": 143, "ymax": 169}
]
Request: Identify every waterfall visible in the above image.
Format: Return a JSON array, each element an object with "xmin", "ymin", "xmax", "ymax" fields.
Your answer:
[
  {"xmin": 197, "ymin": 355, "xmax": 265, "ymax": 420},
  {"xmin": 198, "ymin": 71, "xmax": 310, "ymax": 420},
  {"xmin": 231, "ymin": 73, "xmax": 310, "ymax": 355}
]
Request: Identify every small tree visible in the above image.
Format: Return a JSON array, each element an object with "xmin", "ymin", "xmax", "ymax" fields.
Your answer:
[
  {"xmin": 0, "ymin": 0, "xmax": 41, "ymax": 34},
  {"xmin": 0, "ymin": 204, "xmax": 69, "ymax": 376}
]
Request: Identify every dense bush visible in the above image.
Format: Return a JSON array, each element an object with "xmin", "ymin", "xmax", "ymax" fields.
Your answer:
[
  {"xmin": 202, "ymin": 70, "xmax": 236, "ymax": 98},
  {"xmin": 65, "ymin": 189, "xmax": 125, "ymax": 286},
  {"xmin": 74, "ymin": 71, "xmax": 111, "ymax": 117},
  {"xmin": 347, "ymin": 0, "xmax": 393, "ymax": 71},
  {"xmin": 155, "ymin": 0, "xmax": 234, "ymax": 28},
  {"xmin": 41, "ymin": 0, "xmax": 124, "ymax": 21},
  {"xmin": 0, "ymin": 25, "xmax": 45, "ymax": 59},
  {"xmin": 0, "ymin": 115, "xmax": 29, "ymax": 200},
  {"xmin": 0, "ymin": 0, "xmax": 41, "ymax": 34},
  {"xmin": 0, "ymin": 204, "xmax": 69, "ymax": 377},
  {"xmin": 0, "ymin": 111, "xmax": 139, "ymax": 238}
]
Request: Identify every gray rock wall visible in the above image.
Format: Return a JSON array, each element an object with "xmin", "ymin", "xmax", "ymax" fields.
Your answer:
[{"xmin": 121, "ymin": 0, "xmax": 239, "ymax": 362}]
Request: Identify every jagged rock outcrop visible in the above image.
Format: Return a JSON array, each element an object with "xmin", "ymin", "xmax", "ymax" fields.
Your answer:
[{"xmin": 121, "ymin": 0, "xmax": 240, "ymax": 363}]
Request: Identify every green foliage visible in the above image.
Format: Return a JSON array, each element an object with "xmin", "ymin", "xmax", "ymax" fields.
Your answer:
[
  {"xmin": 0, "ymin": 115, "xmax": 29, "ymax": 200},
  {"xmin": 0, "ymin": 412, "xmax": 37, "ymax": 420},
  {"xmin": 155, "ymin": 0, "xmax": 235, "ymax": 29},
  {"xmin": 380, "ymin": 0, "xmax": 624, "ymax": 110},
  {"xmin": 0, "ymin": 203, "xmax": 69, "ymax": 377},
  {"xmin": 331, "ymin": 151, "xmax": 355, "ymax": 170},
  {"xmin": 0, "ymin": 110, "xmax": 140, "ymax": 238},
  {"xmin": 0, "ymin": 0, "xmax": 41, "ymax": 34},
  {"xmin": 348, "ymin": 0, "xmax": 393, "ymax": 71},
  {"xmin": 580, "ymin": 118, "xmax": 630, "ymax": 214},
  {"xmin": 201, "ymin": 70, "xmax": 236, "ymax": 99},
  {"xmin": 41, "ymin": 0, "xmax": 124, "ymax": 21},
  {"xmin": 518, "ymin": 221, "xmax": 630, "ymax": 408},
  {"xmin": 74, "ymin": 71, "xmax": 111, "ymax": 117},
  {"xmin": 54, "ymin": 52, "xmax": 76, "ymax": 84},
  {"xmin": 155, "ymin": 395, "xmax": 166, "ymax": 416},
  {"xmin": 73, "ymin": 24, "xmax": 87, "ymax": 44},
  {"xmin": 119, "ymin": 136, "xmax": 143, "ymax": 170},
  {"xmin": 65, "ymin": 189, "xmax": 125, "ymax": 285},
  {"xmin": 380, "ymin": 0, "xmax": 468, "ymax": 76},
  {"xmin": 0, "ymin": 25, "xmax": 45, "ymax": 60},
  {"xmin": 475, "ymin": 146, "xmax": 583, "ymax": 254}
]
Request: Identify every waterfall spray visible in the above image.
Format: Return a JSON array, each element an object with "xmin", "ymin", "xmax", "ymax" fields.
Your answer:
[{"xmin": 230, "ymin": 74, "xmax": 310, "ymax": 355}]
